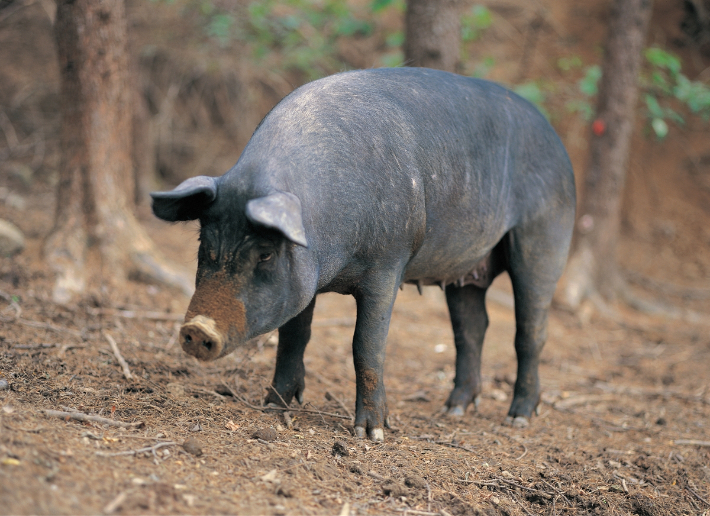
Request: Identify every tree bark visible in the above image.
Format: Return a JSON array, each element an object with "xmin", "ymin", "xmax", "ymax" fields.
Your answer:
[
  {"xmin": 45, "ymin": 0, "xmax": 191, "ymax": 304},
  {"xmin": 404, "ymin": 0, "xmax": 460, "ymax": 72},
  {"xmin": 561, "ymin": 0, "xmax": 654, "ymax": 307}
]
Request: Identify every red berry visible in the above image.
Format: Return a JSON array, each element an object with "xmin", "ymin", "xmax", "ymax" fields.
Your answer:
[{"xmin": 592, "ymin": 119, "xmax": 606, "ymax": 136}]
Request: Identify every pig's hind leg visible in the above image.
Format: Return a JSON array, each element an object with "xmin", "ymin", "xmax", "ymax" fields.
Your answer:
[
  {"xmin": 265, "ymin": 296, "xmax": 317, "ymax": 407},
  {"xmin": 443, "ymin": 284, "xmax": 488, "ymax": 416},
  {"xmin": 505, "ymin": 214, "xmax": 573, "ymax": 427}
]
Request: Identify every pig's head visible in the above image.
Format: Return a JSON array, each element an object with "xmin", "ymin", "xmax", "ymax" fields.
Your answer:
[{"xmin": 150, "ymin": 175, "xmax": 314, "ymax": 361}]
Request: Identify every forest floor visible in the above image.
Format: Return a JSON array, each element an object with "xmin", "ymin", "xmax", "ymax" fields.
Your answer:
[
  {"xmin": 1, "ymin": 0, "xmax": 710, "ymax": 515},
  {"xmin": 1, "ymin": 186, "xmax": 709, "ymax": 516}
]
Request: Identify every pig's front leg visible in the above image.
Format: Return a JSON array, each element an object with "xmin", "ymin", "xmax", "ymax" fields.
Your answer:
[
  {"xmin": 265, "ymin": 297, "xmax": 316, "ymax": 407},
  {"xmin": 352, "ymin": 274, "xmax": 399, "ymax": 442}
]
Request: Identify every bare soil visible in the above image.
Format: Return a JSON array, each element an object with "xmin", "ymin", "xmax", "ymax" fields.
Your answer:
[{"xmin": 1, "ymin": 1, "xmax": 710, "ymax": 515}]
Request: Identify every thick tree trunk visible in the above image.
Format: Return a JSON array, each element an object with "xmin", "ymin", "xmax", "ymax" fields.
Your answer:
[
  {"xmin": 45, "ymin": 0, "xmax": 191, "ymax": 304},
  {"xmin": 404, "ymin": 0, "xmax": 460, "ymax": 72},
  {"xmin": 561, "ymin": 0, "xmax": 654, "ymax": 307}
]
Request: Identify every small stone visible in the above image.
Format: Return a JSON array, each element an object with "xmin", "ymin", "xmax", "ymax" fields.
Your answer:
[
  {"xmin": 253, "ymin": 427, "xmax": 278, "ymax": 442},
  {"xmin": 276, "ymin": 483, "xmax": 294, "ymax": 497},
  {"xmin": 349, "ymin": 464, "xmax": 363, "ymax": 475},
  {"xmin": 182, "ymin": 437, "xmax": 203, "ymax": 456},
  {"xmin": 404, "ymin": 475, "xmax": 426, "ymax": 490},
  {"xmin": 332, "ymin": 440, "xmax": 349, "ymax": 457},
  {"xmin": 166, "ymin": 383, "xmax": 185, "ymax": 397},
  {"xmin": 260, "ymin": 469, "xmax": 280, "ymax": 484},
  {"xmin": 381, "ymin": 479, "xmax": 406, "ymax": 498},
  {"xmin": 0, "ymin": 379, "xmax": 8, "ymax": 390},
  {"xmin": 501, "ymin": 470, "xmax": 514, "ymax": 479},
  {"xmin": 0, "ymin": 219, "xmax": 24, "ymax": 257}
]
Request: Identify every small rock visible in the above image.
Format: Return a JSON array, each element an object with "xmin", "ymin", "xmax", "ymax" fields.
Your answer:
[
  {"xmin": 0, "ymin": 379, "xmax": 8, "ymax": 390},
  {"xmin": 166, "ymin": 383, "xmax": 185, "ymax": 398},
  {"xmin": 488, "ymin": 388, "xmax": 508, "ymax": 402},
  {"xmin": 404, "ymin": 475, "xmax": 427, "ymax": 490},
  {"xmin": 349, "ymin": 464, "xmax": 363, "ymax": 475},
  {"xmin": 260, "ymin": 469, "xmax": 280, "ymax": 484},
  {"xmin": 276, "ymin": 483, "xmax": 294, "ymax": 497},
  {"xmin": 332, "ymin": 440, "xmax": 349, "ymax": 457},
  {"xmin": 253, "ymin": 427, "xmax": 278, "ymax": 442},
  {"xmin": 501, "ymin": 470, "xmax": 514, "ymax": 479},
  {"xmin": 381, "ymin": 479, "xmax": 406, "ymax": 498},
  {"xmin": 182, "ymin": 437, "xmax": 203, "ymax": 456},
  {"xmin": 0, "ymin": 219, "xmax": 24, "ymax": 257},
  {"xmin": 190, "ymin": 423, "xmax": 202, "ymax": 432},
  {"xmin": 8, "ymin": 163, "xmax": 34, "ymax": 187}
]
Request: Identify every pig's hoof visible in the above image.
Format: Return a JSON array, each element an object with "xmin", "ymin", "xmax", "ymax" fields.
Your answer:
[
  {"xmin": 446, "ymin": 405, "xmax": 466, "ymax": 417},
  {"xmin": 354, "ymin": 426, "xmax": 384, "ymax": 441},
  {"xmin": 370, "ymin": 428, "xmax": 385, "ymax": 442},
  {"xmin": 504, "ymin": 415, "xmax": 529, "ymax": 428}
]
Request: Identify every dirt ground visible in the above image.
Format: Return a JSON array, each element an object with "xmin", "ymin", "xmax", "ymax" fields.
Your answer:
[{"xmin": 1, "ymin": 0, "xmax": 710, "ymax": 515}]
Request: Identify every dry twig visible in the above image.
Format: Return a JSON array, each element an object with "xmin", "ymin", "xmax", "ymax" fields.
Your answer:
[
  {"xmin": 87, "ymin": 307, "xmax": 184, "ymax": 321},
  {"xmin": 44, "ymin": 409, "xmax": 144, "ymax": 428},
  {"xmin": 95, "ymin": 441, "xmax": 177, "ymax": 457},
  {"xmin": 104, "ymin": 331, "xmax": 133, "ymax": 380},
  {"xmin": 325, "ymin": 390, "xmax": 354, "ymax": 420},
  {"xmin": 685, "ymin": 485, "xmax": 710, "ymax": 507},
  {"xmin": 674, "ymin": 439, "xmax": 710, "ymax": 447},
  {"xmin": 221, "ymin": 381, "xmax": 352, "ymax": 420}
]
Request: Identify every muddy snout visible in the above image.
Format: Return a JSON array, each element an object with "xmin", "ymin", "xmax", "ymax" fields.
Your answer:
[{"xmin": 180, "ymin": 315, "xmax": 226, "ymax": 361}]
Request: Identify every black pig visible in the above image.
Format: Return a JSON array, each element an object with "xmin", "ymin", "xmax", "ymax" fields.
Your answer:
[{"xmin": 151, "ymin": 67, "xmax": 576, "ymax": 441}]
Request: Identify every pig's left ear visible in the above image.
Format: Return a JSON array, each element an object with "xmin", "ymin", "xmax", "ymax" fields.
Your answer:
[
  {"xmin": 246, "ymin": 192, "xmax": 308, "ymax": 247},
  {"xmin": 150, "ymin": 176, "xmax": 218, "ymax": 221}
]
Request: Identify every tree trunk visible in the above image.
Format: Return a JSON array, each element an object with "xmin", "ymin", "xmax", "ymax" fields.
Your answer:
[
  {"xmin": 45, "ymin": 0, "xmax": 191, "ymax": 304},
  {"xmin": 404, "ymin": 0, "xmax": 460, "ymax": 72},
  {"xmin": 561, "ymin": 0, "xmax": 654, "ymax": 308}
]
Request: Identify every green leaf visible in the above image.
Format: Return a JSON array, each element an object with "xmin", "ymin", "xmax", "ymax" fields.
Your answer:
[
  {"xmin": 385, "ymin": 30, "xmax": 404, "ymax": 48},
  {"xmin": 380, "ymin": 51, "xmax": 404, "ymax": 68},
  {"xmin": 651, "ymin": 117, "xmax": 668, "ymax": 138},
  {"xmin": 645, "ymin": 47, "xmax": 681, "ymax": 76},
  {"xmin": 461, "ymin": 5, "xmax": 492, "ymax": 42},
  {"xmin": 645, "ymin": 94, "xmax": 664, "ymax": 118},
  {"xmin": 370, "ymin": 0, "xmax": 396, "ymax": 12},
  {"xmin": 579, "ymin": 65, "xmax": 601, "ymax": 96},
  {"xmin": 557, "ymin": 56, "xmax": 583, "ymax": 72}
]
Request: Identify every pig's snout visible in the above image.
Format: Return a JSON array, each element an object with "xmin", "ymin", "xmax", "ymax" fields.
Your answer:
[{"xmin": 180, "ymin": 315, "xmax": 225, "ymax": 361}]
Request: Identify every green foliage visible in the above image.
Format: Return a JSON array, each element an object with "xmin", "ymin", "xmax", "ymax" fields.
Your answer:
[
  {"xmin": 370, "ymin": 0, "xmax": 404, "ymax": 13},
  {"xmin": 242, "ymin": 0, "xmax": 376, "ymax": 80},
  {"xmin": 461, "ymin": 5, "xmax": 492, "ymax": 43},
  {"xmin": 556, "ymin": 55, "xmax": 583, "ymax": 72},
  {"xmin": 642, "ymin": 47, "xmax": 710, "ymax": 138},
  {"xmin": 513, "ymin": 81, "xmax": 550, "ymax": 119},
  {"xmin": 578, "ymin": 65, "xmax": 601, "ymax": 96},
  {"xmin": 471, "ymin": 56, "xmax": 495, "ymax": 79},
  {"xmin": 562, "ymin": 65, "xmax": 600, "ymax": 121}
]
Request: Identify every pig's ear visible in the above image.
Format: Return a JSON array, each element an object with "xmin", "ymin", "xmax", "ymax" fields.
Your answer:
[
  {"xmin": 150, "ymin": 176, "xmax": 218, "ymax": 221},
  {"xmin": 246, "ymin": 192, "xmax": 308, "ymax": 247}
]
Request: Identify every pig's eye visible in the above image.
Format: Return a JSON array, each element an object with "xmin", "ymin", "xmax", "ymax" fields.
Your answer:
[{"xmin": 258, "ymin": 252, "xmax": 272, "ymax": 263}]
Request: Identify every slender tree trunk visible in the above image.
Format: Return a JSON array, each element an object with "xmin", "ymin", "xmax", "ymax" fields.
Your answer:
[
  {"xmin": 404, "ymin": 0, "xmax": 460, "ymax": 72},
  {"xmin": 45, "ymin": 0, "xmax": 190, "ymax": 304},
  {"xmin": 561, "ymin": 0, "xmax": 654, "ymax": 307}
]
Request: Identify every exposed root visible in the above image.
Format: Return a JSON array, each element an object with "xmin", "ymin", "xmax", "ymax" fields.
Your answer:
[{"xmin": 624, "ymin": 269, "xmax": 710, "ymax": 300}]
